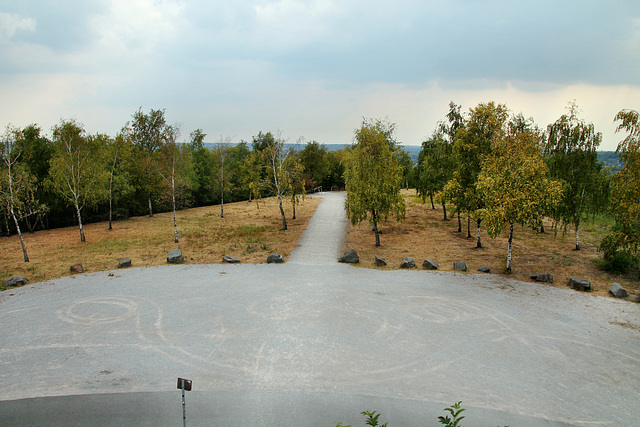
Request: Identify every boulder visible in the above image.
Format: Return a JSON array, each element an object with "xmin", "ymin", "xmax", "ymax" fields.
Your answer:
[
  {"xmin": 167, "ymin": 249, "xmax": 184, "ymax": 264},
  {"xmin": 530, "ymin": 273, "xmax": 554, "ymax": 283},
  {"xmin": 70, "ymin": 263, "xmax": 84, "ymax": 274},
  {"xmin": 374, "ymin": 256, "xmax": 387, "ymax": 267},
  {"xmin": 117, "ymin": 257, "xmax": 131, "ymax": 268},
  {"xmin": 222, "ymin": 255, "xmax": 240, "ymax": 264},
  {"xmin": 609, "ymin": 283, "xmax": 628, "ymax": 298},
  {"xmin": 339, "ymin": 249, "xmax": 359, "ymax": 264},
  {"xmin": 422, "ymin": 259, "xmax": 439, "ymax": 270},
  {"xmin": 568, "ymin": 276, "xmax": 591, "ymax": 292},
  {"xmin": 478, "ymin": 266, "xmax": 491, "ymax": 273},
  {"xmin": 267, "ymin": 253, "xmax": 284, "ymax": 264},
  {"xmin": 453, "ymin": 261, "xmax": 467, "ymax": 271},
  {"xmin": 3, "ymin": 275, "xmax": 27, "ymax": 287},
  {"xmin": 400, "ymin": 257, "xmax": 416, "ymax": 268}
]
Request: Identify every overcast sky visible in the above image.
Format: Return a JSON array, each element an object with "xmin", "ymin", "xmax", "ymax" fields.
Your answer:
[{"xmin": 1, "ymin": 0, "xmax": 639, "ymax": 150}]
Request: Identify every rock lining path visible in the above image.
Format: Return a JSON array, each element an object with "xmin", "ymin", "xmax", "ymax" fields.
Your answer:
[{"xmin": 1, "ymin": 192, "xmax": 639, "ymax": 426}]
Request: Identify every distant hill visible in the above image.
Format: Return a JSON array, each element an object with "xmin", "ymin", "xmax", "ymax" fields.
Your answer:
[{"xmin": 598, "ymin": 151, "xmax": 622, "ymax": 172}]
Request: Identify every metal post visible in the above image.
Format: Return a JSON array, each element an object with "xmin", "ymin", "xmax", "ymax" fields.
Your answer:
[{"xmin": 182, "ymin": 385, "xmax": 186, "ymax": 427}]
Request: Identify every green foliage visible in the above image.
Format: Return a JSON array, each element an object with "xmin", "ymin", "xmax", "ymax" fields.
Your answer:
[
  {"xmin": 477, "ymin": 122, "xmax": 563, "ymax": 272},
  {"xmin": 544, "ymin": 101, "xmax": 605, "ymax": 250},
  {"xmin": 344, "ymin": 118, "xmax": 406, "ymax": 246},
  {"xmin": 599, "ymin": 109, "xmax": 640, "ymax": 270},
  {"xmin": 417, "ymin": 130, "xmax": 454, "ymax": 211},
  {"xmin": 438, "ymin": 401, "xmax": 466, "ymax": 427}
]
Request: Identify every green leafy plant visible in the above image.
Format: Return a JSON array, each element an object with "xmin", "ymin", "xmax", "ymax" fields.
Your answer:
[
  {"xmin": 334, "ymin": 410, "xmax": 387, "ymax": 427},
  {"xmin": 437, "ymin": 401, "xmax": 466, "ymax": 427}
]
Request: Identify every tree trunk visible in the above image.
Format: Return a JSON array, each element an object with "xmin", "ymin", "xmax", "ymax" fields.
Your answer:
[
  {"xmin": 278, "ymin": 194, "xmax": 287, "ymax": 230},
  {"xmin": 457, "ymin": 211, "xmax": 461, "ymax": 232},
  {"xmin": 442, "ymin": 202, "xmax": 447, "ymax": 221},
  {"xmin": 220, "ymin": 161, "xmax": 224, "ymax": 218},
  {"xmin": 467, "ymin": 214, "xmax": 471, "ymax": 238},
  {"xmin": 429, "ymin": 194, "xmax": 435, "ymax": 209},
  {"xmin": 108, "ymin": 177, "xmax": 113, "ymax": 231},
  {"xmin": 372, "ymin": 211, "xmax": 381, "ymax": 247},
  {"xmin": 506, "ymin": 222, "xmax": 514, "ymax": 273},
  {"xmin": 4, "ymin": 210, "xmax": 10, "ymax": 237},
  {"xmin": 476, "ymin": 218, "xmax": 482, "ymax": 248},
  {"xmin": 540, "ymin": 223, "xmax": 545, "ymax": 233},
  {"xmin": 75, "ymin": 201, "xmax": 86, "ymax": 242},
  {"xmin": 172, "ymin": 174, "xmax": 178, "ymax": 244},
  {"xmin": 10, "ymin": 207, "xmax": 29, "ymax": 262},
  {"xmin": 575, "ymin": 223, "xmax": 580, "ymax": 251},
  {"xmin": 292, "ymin": 195, "xmax": 297, "ymax": 220},
  {"xmin": 148, "ymin": 190, "xmax": 153, "ymax": 217}
]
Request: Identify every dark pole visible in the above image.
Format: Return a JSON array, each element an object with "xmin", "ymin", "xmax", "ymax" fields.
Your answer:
[{"xmin": 182, "ymin": 385, "xmax": 186, "ymax": 427}]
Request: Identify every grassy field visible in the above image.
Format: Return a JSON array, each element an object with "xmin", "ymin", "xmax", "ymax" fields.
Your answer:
[
  {"xmin": 1, "ymin": 196, "xmax": 321, "ymax": 289},
  {"xmin": 342, "ymin": 191, "xmax": 639, "ymax": 299},
  {"xmin": 2, "ymin": 190, "xmax": 637, "ymax": 301}
]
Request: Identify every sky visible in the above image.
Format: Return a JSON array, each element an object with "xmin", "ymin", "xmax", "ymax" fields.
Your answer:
[{"xmin": 1, "ymin": 0, "xmax": 639, "ymax": 150}]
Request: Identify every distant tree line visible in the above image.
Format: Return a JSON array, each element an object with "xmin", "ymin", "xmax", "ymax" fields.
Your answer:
[{"xmin": 0, "ymin": 108, "xmax": 347, "ymax": 260}]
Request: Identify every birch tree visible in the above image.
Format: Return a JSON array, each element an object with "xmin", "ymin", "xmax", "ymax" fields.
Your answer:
[
  {"xmin": 344, "ymin": 118, "xmax": 406, "ymax": 246},
  {"xmin": 0, "ymin": 125, "xmax": 32, "ymax": 261},
  {"xmin": 545, "ymin": 101, "xmax": 603, "ymax": 250},
  {"xmin": 128, "ymin": 107, "xmax": 168, "ymax": 217},
  {"xmin": 155, "ymin": 125, "xmax": 191, "ymax": 243},
  {"xmin": 49, "ymin": 119, "xmax": 108, "ymax": 242},
  {"xmin": 601, "ymin": 109, "xmax": 640, "ymax": 265},
  {"xmin": 477, "ymin": 126, "xmax": 562, "ymax": 273},
  {"xmin": 105, "ymin": 132, "xmax": 134, "ymax": 230},
  {"xmin": 443, "ymin": 101, "xmax": 508, "ymax": 247}
]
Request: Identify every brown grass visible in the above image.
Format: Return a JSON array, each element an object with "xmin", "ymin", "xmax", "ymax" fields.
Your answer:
[
  {"xmin": 1, "ymin": 196, "xmax": 320, "ymax": 288},
  {"xmin": 342, "ymin": 191, "xmax": 639, "ymax": 299}
]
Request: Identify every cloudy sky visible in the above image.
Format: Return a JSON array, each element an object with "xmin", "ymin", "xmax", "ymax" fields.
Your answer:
[{"xmin": 1, "ymin": 0, "xmax": 639, "ymax": 150}]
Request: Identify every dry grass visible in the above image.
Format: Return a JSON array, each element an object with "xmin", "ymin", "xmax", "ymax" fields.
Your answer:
[
  {"xmin": 1, "ymin": 196, "xmax": 321, "ymax": 288},
  {"xmin": 343, "ymin": 191, "xmax": 639, "ymax": 299}
]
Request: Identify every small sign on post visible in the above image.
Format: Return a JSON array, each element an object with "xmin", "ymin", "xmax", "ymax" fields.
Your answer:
[{"xmin": 177, "ymin": 378, "xmax": 192, "ymax": 427}]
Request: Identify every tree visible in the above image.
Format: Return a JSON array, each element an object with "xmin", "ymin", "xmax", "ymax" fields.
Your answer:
[
  {"xmin": 49, "ymin": 119, "xmax": 108, "ymax": 242},
  {"xmin": 14, "ymin": 124, "xmax": 52, "ymax": 232},
  {"xmin": 600, "ymin": 109, "xmax": 640, "ymax": 266},
  {"xmin": 344, "ymin": 118, "xmax": 406, "ymax": 246},
  {"xmin": 477, "ymin": 124, "xmax": 562, "ymax": 273},
  {"xmin": 188, "ymin": 128, "xmax": 218, "ymax": 207},
  {"xmin": 216, "ymin": 137, "xmax": 233, "ymax": 218},
  {"xmin": 443, "ymin": 102, "xmax": 508, "ymax": 247},
  {"xmin": 225, "ymin": 141, "xmax": 252, "ymax": 202},
  {"xmin": 299, "ymin": 141, "xmax": 329, "ymax": 191},
  {"xmin": 155, "ymin": 125, "xmax": 192, "ymax": 243},
  {"xmin": 417, "ymin": 130, "xmax": 455, "ymax": 218},
  {"xmin": 286, "ymin": 154, "xmax": 305, "ymax": 220},
  {"xmin": 128, "ymin": 107, "xmax": 169, "ymax": 217},
  {"xmin": 105, "ymin": 132, "xmax": 134, "ymax": 230},
  {"xmin": 544, "ymin": 101, "xmax": 603, "ymax": 250},
  {"xmin": 0, "ymin": 125, "xmax": 33, "ymax": 261},
  {"xmin": 248, "ymin": 131, "xmax": 303, "ymax": 230}
]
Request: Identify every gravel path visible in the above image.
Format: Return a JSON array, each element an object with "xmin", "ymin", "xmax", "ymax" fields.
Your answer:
[{"xmin": 1, "ymin": 192, "xmax": 639, "ymax": 426}]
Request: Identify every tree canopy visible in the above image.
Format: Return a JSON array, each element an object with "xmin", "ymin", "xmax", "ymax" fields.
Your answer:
[{"xmin": 344, "ymin": 118, "xmax": 406, "ymax": 246}]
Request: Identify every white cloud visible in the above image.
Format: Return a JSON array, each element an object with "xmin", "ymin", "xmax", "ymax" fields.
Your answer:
[
  {"xmin": 90, "ymin": 0, "xmax": 187, "ymax": 56},
  {"xmin": 0, "ymin": 12, "xmax": 36, "ymax": 41}
]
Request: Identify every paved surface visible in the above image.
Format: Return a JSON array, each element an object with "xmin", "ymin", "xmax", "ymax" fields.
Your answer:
[{"xmin": 1, "ymin": 192, "xmax": 639, "ymax": 426}]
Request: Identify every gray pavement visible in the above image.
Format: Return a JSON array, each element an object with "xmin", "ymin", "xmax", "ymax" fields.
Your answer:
[{"xmin": 1, "ymin": 192, "xmax": 639, "ymax": 426}]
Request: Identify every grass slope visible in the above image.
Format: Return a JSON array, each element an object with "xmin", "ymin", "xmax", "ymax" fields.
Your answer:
[
  {"xmin": 343, "ymin": 191, "xmax": 638, "ymax": 299},
  {"xmin": 1, "ymin": 196, "xmax": 321, "ymax": 289}
]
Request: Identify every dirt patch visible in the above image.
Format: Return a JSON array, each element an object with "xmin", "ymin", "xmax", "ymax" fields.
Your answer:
[
  {"xmin": 1, "ymin": 196, "xmax": 320, "ymax": 287},
  {"xmin": 342, "ymin": 192, "xmax": 639, "ymax": 300}
]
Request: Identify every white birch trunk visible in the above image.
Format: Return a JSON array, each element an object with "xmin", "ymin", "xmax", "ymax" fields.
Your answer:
[
  {"xmin": 10, "ymin": 206, "xmax": 29, "ymax": 262},
  {"xmin": 506, "ymin": 222, "xmax": 514, "ymax": 273}
]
